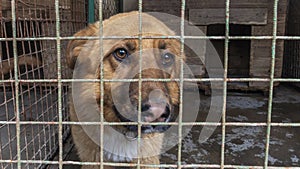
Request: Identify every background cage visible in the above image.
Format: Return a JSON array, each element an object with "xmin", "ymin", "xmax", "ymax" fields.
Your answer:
[
  {"xmin": 0, "ymin": 0, "xmax": 122, "ymax": 168},
  {"xmin": 0, "ymin": 0, "xmax": 87, "ymax": 168},
  {"xmin": 0, "ymin": 0, "xmax": 300, "ymax": 169}
]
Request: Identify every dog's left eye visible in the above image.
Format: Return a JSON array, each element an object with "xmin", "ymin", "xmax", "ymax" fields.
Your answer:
[
  {"xmin": 113, "ymin": 48, "xmax": 128, "ymax": 61},
  {"xmin": 161, "ymin": 53, "xmax": 175, "ymax": 66}
]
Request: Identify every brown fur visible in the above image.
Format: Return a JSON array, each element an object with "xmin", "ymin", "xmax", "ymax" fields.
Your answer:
[{"xmin": 67, "ymin": 11, "xmax": 184, "ymax": 169}]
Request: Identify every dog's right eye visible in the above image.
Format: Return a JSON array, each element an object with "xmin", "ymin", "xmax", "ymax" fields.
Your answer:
[{"xmin": 113, "ymin": 48, "xmax": 128, "ymax": 61}]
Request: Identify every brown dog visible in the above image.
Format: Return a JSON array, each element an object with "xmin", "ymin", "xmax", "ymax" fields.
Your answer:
[
  {"xmin": 0, "ymin": 56, "xmax": 41, "ymax": 77},
  {"xmin": 67, "ymin": 11, "xmax": 184, "ymax": 169}
]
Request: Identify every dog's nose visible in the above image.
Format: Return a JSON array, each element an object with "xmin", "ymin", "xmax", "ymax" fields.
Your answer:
[
  {"xmin": 141, "ymin": 89, "xmax": 171, "ymax": 123},
  {"xmin": 125, "ymin": 103, "xmax": 171, "ymax": 133},
  {"xmin": 141, "ymin": 102, "xmax": 170, "ymax": 122}
]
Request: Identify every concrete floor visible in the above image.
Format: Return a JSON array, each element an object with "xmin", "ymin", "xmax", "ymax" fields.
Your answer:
[
  {"xmin": 162, "ymin": 84, "xmax": 300, "ymax": 167},
  {"xmin": 50, "ymin": 84, "xmax": 300, "ymax": 168}
]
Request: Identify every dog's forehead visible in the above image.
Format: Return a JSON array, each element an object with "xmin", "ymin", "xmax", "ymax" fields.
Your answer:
[
  {"xmin": 122, "ymin": 39, "xmax": 178, "ymax": 50},
  {"xmin": 102, "ymin": 12, "xmax": 175, "ymax": 37}
]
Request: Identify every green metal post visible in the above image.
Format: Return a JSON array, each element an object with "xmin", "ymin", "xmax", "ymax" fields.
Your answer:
[{"xmin": 88, "ymin": 0, "xmax": 95, "ymax": 23}]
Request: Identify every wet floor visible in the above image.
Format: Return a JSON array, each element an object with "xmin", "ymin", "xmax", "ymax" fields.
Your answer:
[
  {"xmin": 61, "ymin": 84, "xmax": 300, "ymax": 168},
  {"xmin": 161, "ymin": 84, "xmax": 300, "ymax": 167}
]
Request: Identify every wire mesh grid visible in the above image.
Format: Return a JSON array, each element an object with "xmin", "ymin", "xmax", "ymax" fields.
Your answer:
[
  {"xmin": 0, "ymin": 0, "xmax": 86, "ymax": 168},
  {"xmin": 0, "ymin": 0, "xmax": 299, "ymax": 168},
  {"xmin": 95, "ymin": 0, "xmax": 119, "ymax": 20}
]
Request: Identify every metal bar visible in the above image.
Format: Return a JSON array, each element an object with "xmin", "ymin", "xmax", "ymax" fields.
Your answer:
[
  {"xmin": 0, "ymin": 121, "xmax": 300, "ymax": 127},
  {"xmin": 264, "ymin": 0, "xmax": 279, "ymax": 168},
  {"xmin": 137, "ymin": 1, "xmax": 143, "ymax": 168},
  {"xmin": 1, "ymin": 159, "xmax": 300, "ymax": 169},
  {"xmin": 221, "ymin": 0, "xmax": 230, "ymax": 168},
  {"xmin": 97, "ymin": 0, "xmax": 104, "ymax": 168},
  {"xmin": 11, "ymin": 1, "xmax": 22, "ymax": 168},
  {"xmin": 54, "ymin": 0, "xmax": 63, "ymax": 168},
  {"xmin": 177, "ymin": 1, "xmax": 186, "ymax": 168},
  {"xmin": 1, "ymin": 35, "xmax": 300, "ymax": 41},
  {"xmin": 2, "ymin": 77, "xmax": 300, "ymax": 83}
]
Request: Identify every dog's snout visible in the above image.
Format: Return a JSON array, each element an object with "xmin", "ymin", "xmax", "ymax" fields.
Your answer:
[
  {"xmin": 122, "ymin": 84, "xmax": 173, "ymax": 133},
  {"xmin": 142, "ymin": 89, "xmax": 171, "ymax": 123},
  {"xmin": 142, "ymin": 102, "xmax": 170, "ymax": 123}
]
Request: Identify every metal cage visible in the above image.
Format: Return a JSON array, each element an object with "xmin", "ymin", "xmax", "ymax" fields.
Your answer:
[
  {"xmin": 0, "ymin": 0, "xmax": 86, "ymax": 168},
  {"xmin": 0, "ymin": 0, "xmax": 300, "ymax": 169}
]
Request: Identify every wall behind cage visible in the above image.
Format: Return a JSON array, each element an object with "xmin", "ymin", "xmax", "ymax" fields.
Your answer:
[
  {"xmin": 283, "ymin": 0, "xmax": 300, "ymax": 79},
  {"xmin": 143, "ymin": 0, "xmax": 288, "ymax": 92}
]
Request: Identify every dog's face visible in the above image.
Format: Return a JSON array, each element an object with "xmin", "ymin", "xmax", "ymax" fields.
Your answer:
[
  {"xmin": 101, "ymin": 38, "xmax": 182, "ymax": 136},
  {"xmin": 67, "ymin": 13, "xmax": 184, "ymax": 139}
]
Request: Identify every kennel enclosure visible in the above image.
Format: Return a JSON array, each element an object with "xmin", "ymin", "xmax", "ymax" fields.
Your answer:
[{"xmin": 0, "ymin": 0, "xmax": 299, "ymax": 168}]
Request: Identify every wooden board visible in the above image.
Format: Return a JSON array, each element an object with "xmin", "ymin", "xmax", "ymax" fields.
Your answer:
[
  {"xmin": 187, "ymin": 0, "xmax": 269, "ymax": 9},
  {"xmin": 189, "ymin": 8, "xmax": 268, "ymax": 25},
  {"xmin": 249, "ymin": 0, "xmax": 287, "ymax": 87}
]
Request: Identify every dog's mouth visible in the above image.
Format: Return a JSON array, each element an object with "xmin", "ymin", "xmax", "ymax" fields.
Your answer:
[{"xmin": 112, "ymin": 104, "xmax": 173, "ymax": 136}]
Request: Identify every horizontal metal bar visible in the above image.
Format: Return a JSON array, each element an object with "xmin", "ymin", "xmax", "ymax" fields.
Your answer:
[
  {"xmin": 1, "ymin": 36, "xmax": 300, "ymax": 41},
  {"xmin": 1, "ymin": 121, "xmax": 299, "ymax": 127},
  {"xmin": 273, "ymin": 78, "xmax": 300, "ymax": 82},
  {"xmin": 0, "ymin": 17, "xmax": 86, "ymax": 23},
  {"xmin": 1, "ymin": 78, "xmax": 300, "ymax": 83},
  {"xmin": 222, "ymin": 165, "xmax": 300, "ymax": 169},
  {"xmin": 0, "ymin": 160, "xmax": 100, "ymax": 166},
  {"xmin": 0, "ymin": 160, "xmax": 299, "ymax": 169},
  {"xmin": 4, "ymin": 78, "xmax": 221, "ymax": 83}
]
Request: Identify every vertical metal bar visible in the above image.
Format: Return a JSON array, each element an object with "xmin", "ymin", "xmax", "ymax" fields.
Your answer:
[
  {"xmin": 98, "ymin": 0, "xmax": 104, "ymax": 168},
  {"xmin": 54, "ymin": 0, "xmax": 63, "ymax": 168},
  {"xmin": 177, "ymin": 0, "xmax": 186, "ymax": 168},
  {"xmin": 88, "ymin": 0, "xmax": 95, "ymax": 23},
  {"xmin": 221, "ymin": 0, "xmax": 230, "ymax": 168},
  {"xmin": 11, "ymin": 0, "xmax": 21, "ymax": 168},
  {"xmin": 264, "ymin": 0, "xmax": 279, "ymax": 168},
  {"xmin": 137, "ymin": 0, "xmax": 143, "ymax": 168}
]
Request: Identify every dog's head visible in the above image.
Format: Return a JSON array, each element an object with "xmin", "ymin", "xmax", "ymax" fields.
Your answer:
[{"xmin": 67, "ymin": 12, "xmax": 184, "ymax": 138}]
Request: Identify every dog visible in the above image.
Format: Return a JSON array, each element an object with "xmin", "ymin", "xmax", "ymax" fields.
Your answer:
[
  {"xmin": 0, "ymin": 56, "xmax": 41, "ymax": 77},
  {"xmin": 67, "ymin": 11, "xmax": 184, "ymax": 169}
]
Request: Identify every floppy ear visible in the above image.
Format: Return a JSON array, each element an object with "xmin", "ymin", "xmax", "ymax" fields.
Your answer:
[{"xmin": 66, "ymin": 24, "xmax": 98, "ymax": 69}]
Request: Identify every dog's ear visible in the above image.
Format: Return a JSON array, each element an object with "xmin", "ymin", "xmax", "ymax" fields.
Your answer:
[{"xmin": 66, "ymin": 24, "xmax": 98, "ymax": 69}]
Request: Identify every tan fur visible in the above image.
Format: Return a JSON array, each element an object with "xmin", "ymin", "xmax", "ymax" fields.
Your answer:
[{"xmin": 67, "ymin": 11, "xmax": 184, "ymax": 169}]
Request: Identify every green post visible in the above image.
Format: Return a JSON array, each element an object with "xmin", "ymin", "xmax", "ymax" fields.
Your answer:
[{"xmin": 88, "ymin": 0, "xmax": 95, "ymax": 23}]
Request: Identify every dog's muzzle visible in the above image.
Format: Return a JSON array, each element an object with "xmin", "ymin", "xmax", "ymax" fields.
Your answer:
[{"xmin": 113, "ymin": 99, "xmax": 173, "ymax": 134}]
